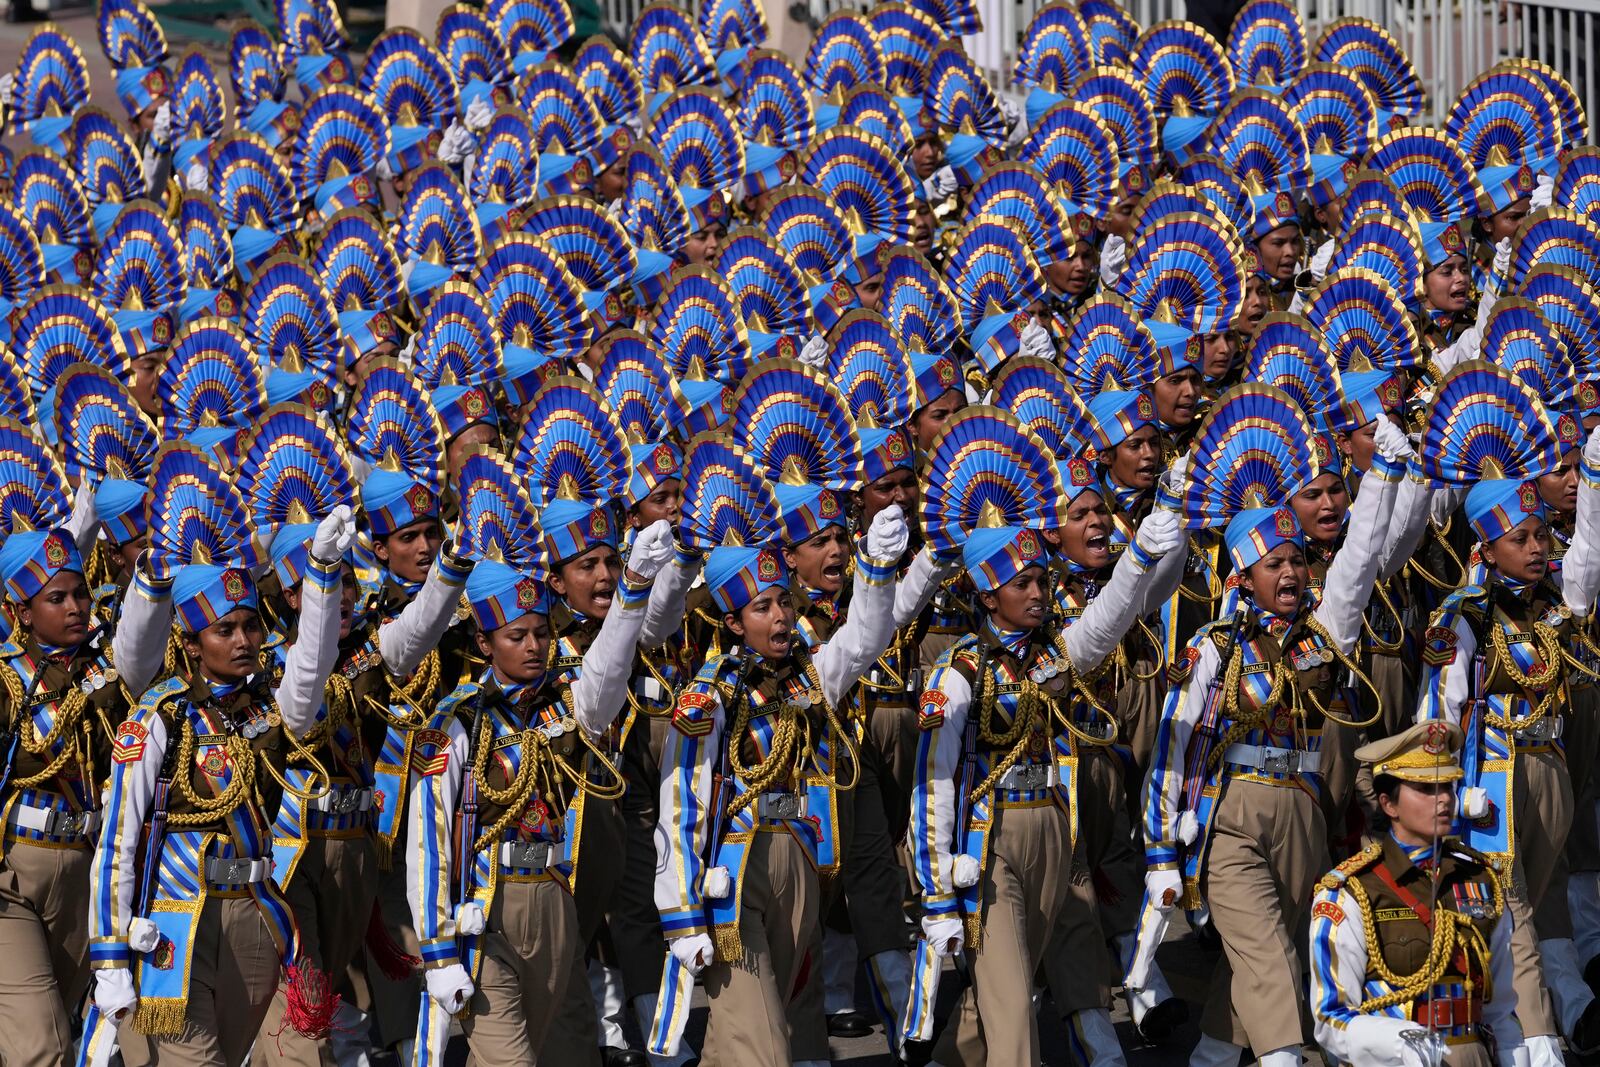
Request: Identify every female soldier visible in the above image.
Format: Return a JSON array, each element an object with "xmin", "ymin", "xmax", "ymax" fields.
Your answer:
[
  {"xmin": 0, "ymin": 419, "xmax": 168, "ymax": 1065},
  {"xmin": 405, "ymin": 448, "xmax": 673, "ymax": 1067},
  {"xmin": 1415, "ymin": 363, "xmax": 1600, "ymax": 1064},
  {"xmin": 1141, "ymin": 385, "xmax": 1407, "ymax": 1067},
  {"xmin": 90, "ymin": 443, "xmax": 355, "ymax": 1065},
  {"xmin": 650, "ymin": 435, "xmax": 908, "ymax": 1066},
  {"xmin": 908, "ymin": 407, "xmax": 1184, "ymax": 1067}
]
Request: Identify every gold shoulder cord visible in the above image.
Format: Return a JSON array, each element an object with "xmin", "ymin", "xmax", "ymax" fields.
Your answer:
[
  {"xmin": 1485, "ymin": 610, "xmax": 1566, "ymax": 731},
  {"xmin": 1347, "ymin": 872, "xmax": 1501, "ymax": 1013},
  {"xmin": 3, "ymin": 662, "xmax": 94, "ymax": 788},
  {"xmin": 724, "ymin": 653, "xmax": 859, "ymax": 818},
  {"xmin": 167, "ymin": 716, "xmax": 258, "ymax": 826},
  {"xmin": 1204, "ymin": 642, "xmax": 1286, "ymax": 775},
  {"xmin": 376, "ymin": 648, "xmax": 441, "ymax": 728},
  {"xmin": 1361, "ymin": 580, "xmax": 1407, "ymax": 655},
  {"xmin": 1300, "ymin": 616, "xmax": 1383, "ymax": 729}
]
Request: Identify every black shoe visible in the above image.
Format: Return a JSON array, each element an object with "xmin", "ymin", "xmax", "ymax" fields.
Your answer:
[
  {"xmin": 601, "ymin": 1048, "xmax": 649, "ymax": 1067},
  {"xmin": 827, "ymin": 1011, "xmax": 873, "ymax": 1039},
  {"xmin": 898, "ymin": 1038, "xmax": 934, "ymax": 1066},
  {"xmin": 1134, "ymin": 996, "xmax": 1189, "ymax": 1046},
  {"xmin": 1574, "ymin": 999, "xmax": 1600, "ymax": 1058}
]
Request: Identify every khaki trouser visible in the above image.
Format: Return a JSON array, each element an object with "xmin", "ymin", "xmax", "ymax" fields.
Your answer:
[
  {"xmin": 1199, "ymin": 776, "xmax": 1326, "ymax": 1053},
  {"xmin": 460, "ymin": 875, "xmax": 579, "ymax": 1065},
  {"xmin": 359, "ymin": 857, "xmax": 422, "ymax": 1049},
  {"xmin": 701, "ymin": 830, "xmax": 821, "ymax": 1067},
  {"xmin": 258, "ymin": 835, "xmax": 379, "ymax": 1067},
  {"xmin": 1506, "ymin": 747, "xmax": 1571, "ymax": 1038},
  {"xmin": 537, "ymin": 794, "xmax": 625, "ymax": 1066},
  {"xmin": 932, "ymin": 800, "xmax": 1076, "ymax": 1067},
  {"xmin": 0, "ymin": 839, "xmax": 91, "ymax": 1066},
  {"xmin": 147, "ymin": 895, "xmax": 281, "ymax": 1067}
]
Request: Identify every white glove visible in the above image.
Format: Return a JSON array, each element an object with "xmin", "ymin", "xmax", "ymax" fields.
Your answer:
[
  {"xmin": 1532, "ymin": 173, "xmax": 1554, "ymax": 209},
  {"xmin": 1164, "ymin": 450, "xmax": 1191, "ymax": 492},
  {"xmin": 1374, "ymin": 418, "xmax": 1412, "ymax": 464},
  {"xmin": 1398, "ymin": 1028, "xmax": 1447, "ymax": 1067},
  {"xmin": 623, "ymin": 114, "xmax": 643, "ymax": 137},
  {"xmin": 184, "ymin": 158, "xmax": 209, "ymax": 192},
  {"xmin": 1493, "ymin": 236, "xmax": 1513, "ymax": 279},
  {"xmin": 151, "ymin": 101, "xmax": 171, "ymax": 145},
  {"xmin": 0, "ymin": 73, "xmax": 14, "ymax": 106},
  {"xmin": 1310, "ymin": 238, "xmax": 1335, "ymax": 282},
  {"xmin": 127, "ymin": 916, "xmax": 160, "ymax": 953},
  {"xmin": 920, "ymin": 914, "xmax": 965, "ymax": 958},
  {"xmin": 1459, "ymin": 786, "xmax": 1490, "ymax": 820},
  {"xmin": 605, "ymin": 196, "xmax": 623, "ymax": 218},
  {"xmin": 1133, "ymin": 508, "xmax": 1185, "ymax": 558},
  {"xmin": 1099, "ymin": 234, "xmax": 1128, "ymax": 287},
  {"xmin": 464, "ymin": 96, "xmax": 495, "ymax": 133},
  {"xmin": 998, "ymin": 94, "xmax": 1022, "ymax": 133},
  {"xmin": 670, "ymin": 932, "xmax": 715, "ymax": 975},
  {"xmin": 425, "ymin": 963, "xmax": 474, "ymax": 1013},
  {"xmin": 627, "ymin": 519, "xmax": 674, "ymax": 581},
  {"xmin": 375, "ymin": 156, "xmax": 395, "ymax": 181},
  {"xmin": 311, "ymin": 504, "xmax": 356, "ymax": 561},
  {"xmin": 1146, "ymin": 868, "xmax": 1183, "ymax": 912},
  {"xmin": 701, "ymin": 865, "xmax": 731, "ymax": 899},
  {"xmin": 1018, "ymin": 319, "xmax": 1055, "ymax": 360},
  {"xmin": 798, "ymin": 332, "xmax": 828, "ymax": 368},
  {"xmin": 950, "ymin": 853, "xmax": 980, "ymax": 888},
  {"xmin": 437, "ymin": 121, "xmax": 476, "ymax": 165},
  {"xmin": 1584, "ymin": 425, "xmax": 1600, "ymax": 468},
  {"xmin": 866, "ymin": 503, "xmax": 910, "ymax": 561},
  {"xmin": 95, "ymin": 967, "xmax": 137, "ymax": 1020},
  {"xmin": 453, "ymin": 901, "xmax": 485, "ymax": 936},
  {"xmin": 922, "ymin": 166, "xmax": 957, "ymax": 202}
]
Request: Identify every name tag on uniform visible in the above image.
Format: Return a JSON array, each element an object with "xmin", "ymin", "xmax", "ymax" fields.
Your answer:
[{"xmin": 1374, "ymin": 908, "xmax": 1415, "ymax": 923}]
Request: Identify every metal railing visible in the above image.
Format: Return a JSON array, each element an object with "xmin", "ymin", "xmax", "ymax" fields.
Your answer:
[{"xmin": 595, "ymin": 0, "xmax": 1595, "ymax": 143}]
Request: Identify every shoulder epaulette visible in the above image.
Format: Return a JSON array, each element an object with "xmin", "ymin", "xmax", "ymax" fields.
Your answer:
[
  {"xmin": 134, "ymin": 674, "xmax": 189, "ymax": 716},
  {"xmin": 435, "ymin": 681, "xmax": 480, "ymax": 721},
  {"xmin": 1317, "ymin": 841, "xmax": 1383, "ymax": 891},
  {"xmin": 1447, "ymin": 839, "xmax": 1501, "ymax": 874},
  {"xmin": 0, "ymin": 637, "xmax": 24, "ymax": 659}
]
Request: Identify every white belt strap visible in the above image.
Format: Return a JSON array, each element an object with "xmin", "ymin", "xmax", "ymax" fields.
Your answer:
[
  {"xmin": 1223, "ymin": 743, "xmax": 1321, "ymax": 775},
  {"xmin": 8, "ymin": 803, "xmax": 100, "ymax": 839}
]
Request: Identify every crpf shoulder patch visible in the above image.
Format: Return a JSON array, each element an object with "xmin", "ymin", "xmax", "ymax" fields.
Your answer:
[
  {"xmin": 1422, "ymin": 625, "xmax": 1459, "ymax": 667},
  {"xmin": 919, "ymin": 688, "xmax": 948, "ymax": 731},
  {"xmin": 1168, "ymin": 647, "xmax": 1201, "ymax": 686},
  {"xmin": 673, "ymin": 689, "xmax": 716, "ymax": 737},
  {"xmin": 112, "ymin": 720, "xmax": 148, "ymax": 764},
  {"xmin": 1311, "ymin": 899, "xmax": 1345, "ymax": 926},
  {"xmin": 410, "ymin": 729, "xmax": 452, "ymax": 776}
]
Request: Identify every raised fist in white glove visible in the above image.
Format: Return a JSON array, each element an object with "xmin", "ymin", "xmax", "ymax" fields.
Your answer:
[
  {"xmin": 151, "ymin": 101, "xmax": 172, "ymax": 146},
  {"xmin": 1145, "ymin": 868, "xmax": 1183, "ymax": 912},
  {"xmin": 1493, "ymin": 236, "xmax": 1513, "ymax": 279},
  {"xmin": 375, "ymin": 156, "xmax": 395, "ymax": 181},
  {"xmin": 437, "ymin": 122, "xmax": 476, "ymax": 165},
  {"xmin": 128, "ymin": 916, "xmax": 160, "ymax": 953},
  {"xmin": 922, "ymin": 165, "xmax": 957, "ymax": 203},
  {"xmin": 1373, "ymin": 417, "xmax": 1413, "ymax": 464},
  {"xmin": 464, "ymin": 96, "xmax": 495, "ymax": 132},
  {"xmin": 95, "ymin": 967, "xmax": 137, "ymax": 1020},
  {"xmin": 184, "ymin": 158, "xmax": 209, "ymax": 192},
  {"xmin": 866, "ymin": 503, "xmax": 910, "ymax": 561},
  {"xmin": 1018, "ymin": 318, "xmax": 1055, "ymax": 360},
  {"xmin": 1309, "ymin": 238, "xmax": 1335, "ymax": 282},
  {"xmin": 426, "ymin": 963, "xmax": 474, "ymax": 1013},
  {"xmin": 1584, "ymin": 424, "xmax": 1600, "ymax": 468},
  {"xmin": 1100, "ymin": 234, "xmax": 1128, "ymax": 287},
  {"xmin": 0, "ymin": 73, "xmax": 15, "ymax": 106},
  {"xmin": 626, "ymin": 519, "xmax": 674, "ymax": 582},
  {"xmin": 1533, "ymin": 172, "xmax": 1554, "ymax": 209},
  {"xmin": 1133, "ymin": 508, "xmax": 1185, "ymax": 559},
  {"xmin": 311, "ymin": 504, "xmax": 357, "ymax": 561},
  {"xmin": 453, "ymin": 901, "xmax": 485, "ymax": 936},
  {"xmin": 670, "ymin": 932, "xmax": 715, "ymax": 975},
  {"xmin": 798, "ymin": 332, "xmax": 828, "ymax": 368},
  {"xmin": 998, "ymin": 94, "xmax": 1022, "ymax": 133},
  {"xmin": 920, "ymin": 914, "xmax": 964, "ymax": 958}
]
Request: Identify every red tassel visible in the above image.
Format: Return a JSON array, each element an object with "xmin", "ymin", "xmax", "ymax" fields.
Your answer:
[
  {"xmin": 365, "ymin": 900, "xmax": 421, "ymax": 982},
  {"xmin": 1091, "ymin": 866, "xmax": 1122, "ymax": 906},
  {"xmin": 790, "ymin": 948, "xmax": 812, "ymax": 1002},
  {"xmin": 282, "ymin": 960, "xmax": 341, "ymax": 1041}
]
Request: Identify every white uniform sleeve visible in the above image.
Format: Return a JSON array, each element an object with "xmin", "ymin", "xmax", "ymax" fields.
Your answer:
[
  {"xmin": 1379, "ymin": 471, "xmax": 1436, "ymax": 581},
  {"xmin": 1143, "ymin": 637, "xmax": 1223, "ymax": 865},
  {"xmin": 1563, "ymin": 463, "xmax": 1600, "ymax": 617},
  {"xmin": 893, "ymin": 548, "xmax": 953, "ymax": 629},
  {"xmin": 909, "ymin": 664, "xmax": 969, "ymax": 909},
  {"xmin": 405, "ymin": 717, "xmax": 469, "ymax": 960},
  {"xmin": 814, "ymin": 545, "xmax": 899, "ymax": 708},
  {"xmin": 1309, "ymin": 885, "xmax": 1416, "ymax": 1066},
  {"xmin": 653, "ymin": 685, "xmax": 725, "ymax": 938},
  {"xmin": 640, "ymin": 551, "xmax": 700, "ymax": 648},
  {"xmin": 1416, "ymin": 616, "xmax": 1476, "ymax": 726},
  {"xmin": 274, "ymin": 555, "xmax": 344, "ymax": 735},
  {"xmin": 1063, "ymin": 548, "xmax": 1160, "ymax": 672},
  {"xmin": 90, "ymin": 711, "xmax": 166, "ymax": 955},
  {"xmin": 113, "ymin": 567, "xmax": 173, "ymax": 699},
  {"xmin": 67, "ymin": 487, "xmax": 99, "ymax": 561},
  {"xmin": 571, "ymin": 594, "xmax": 650, "ymax": 736},
  {"xmin": 378, "ymin": 555, "xmax": 472, "ymax": 676},
  {"xmin": 1316, "ymin": 456, "xmax": 1402, "ymax": 653}
]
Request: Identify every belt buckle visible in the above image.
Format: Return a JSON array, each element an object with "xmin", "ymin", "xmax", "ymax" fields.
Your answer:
[
  {"xmin": 1262, "ymin": 750, "xmax": 1293, "ymax": 774},
  {"xmin": 333, "ymin": 788, "xmax": 363, "ymax": 815},
  {"xmin": 50, "ymin": 809, "xmax": 84, "ymax": 836},
  {"xmin": 225, "ymin": 859, "xmax": 247, "ymax": 883},
  {"xmin": 764, "ymin": 793, "xmax": 803, "ymax": 819}
]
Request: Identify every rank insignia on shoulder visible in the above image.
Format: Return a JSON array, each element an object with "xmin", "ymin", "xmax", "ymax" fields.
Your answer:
[
  {"xmin": 919, "ymin": 689, "xmax": 947, "ymax": 731},
  {"xmin": 1311, "ymin": 899, "xmax": 1345, "ymax": 926},
  {"xmin": 1422, "ymin": 626, "xmax": 1458, "ymax": 667},
  {"xmin": 112, "ymin": 720, "xmax": 148, "ymax": 763},
  {"xmin": 409, "ymin": 729, "xmax": 452, "ymax": 776},
  {"xmin": 672, "ymin": 689, "xmax": 715, "ymax": 737},
  {"xmin": 1169, "ymin": 647, "xmax": 1200, "ymax": 685}
]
